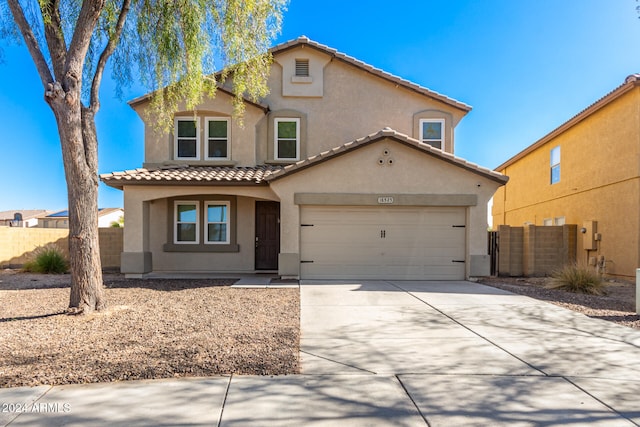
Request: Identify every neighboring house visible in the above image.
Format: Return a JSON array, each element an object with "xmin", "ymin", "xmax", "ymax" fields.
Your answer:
[
  {"xmin": 38, "ymin": 208, "xmax": 124, "ymax": 229},
  {"xmin": 101, "ymin": 36, "xmax": 507, "ymax": 280},
  {"xmin": 0, "ymin": 210, "xmax": 49, "ymax": 227},
  {"xmin": 492, "ymin": 74, "xmax": 640, "ymax": 279}
]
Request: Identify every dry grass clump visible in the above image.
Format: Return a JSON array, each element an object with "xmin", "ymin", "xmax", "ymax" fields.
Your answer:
[
  {"xmin": 546, "ymin": 264, "xmax": 606, "ymax": 295},
  {"xmin": 22, "ymin": 245, "xmax": 69, "ymax": 274}
]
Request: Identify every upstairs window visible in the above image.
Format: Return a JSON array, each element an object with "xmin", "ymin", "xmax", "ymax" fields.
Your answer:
[
  {"xmin": 550, "ymin": 146, "xmax": 561, "ymax": 184},
  {"xmin": 205, "ymin": 117, "xmax": 230, "ymax": 159},
  {"xmin": 274, "ymin": 118, "xmax": 300, "ymax": 160},
  {"xmin": 419, "ymin": 119, "xmax": 444, "ymax": 149},
  {"xmin": 175, "ymin": 118, "xmax": 199, "ymax": 159},
  {"xmin": 295, "ymin": 59, "xmax": 309, "ymax": 77}
]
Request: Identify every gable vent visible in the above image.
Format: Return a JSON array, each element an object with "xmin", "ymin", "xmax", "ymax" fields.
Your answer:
[{"xmin": 295, "ymin": 59, "xmax": 309, "ymax": 77}]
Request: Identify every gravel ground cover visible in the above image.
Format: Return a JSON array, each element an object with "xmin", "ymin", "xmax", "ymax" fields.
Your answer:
[
  {"xmin": 480, "ymin": 276, "xmax": 640, "ymax": 330},
  {"xmin": 0, "ymin": 270, "xmax": 299, "ymax": 388}
]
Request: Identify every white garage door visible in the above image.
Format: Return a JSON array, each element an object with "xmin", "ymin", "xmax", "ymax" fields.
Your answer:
[{"xmin": 300, "ymin": 206, "xmax": 466, "ymax": 280}]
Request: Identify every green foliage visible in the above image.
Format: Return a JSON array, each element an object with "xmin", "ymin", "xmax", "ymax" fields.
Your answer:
[
  {"xmin": 110, "ymin": 215, "xmax": 124, "ymax": 227},
  {"xmin": 134, "ymin": 0, "xmax": 288, "ymax": 129},
  {"xmin": 546, "ymin": 264, "xmax": 606, "ymax": 295},
  {"xmin": 2, "ymin": 0, "xmax": 288, "ymax": 128},
  {"xmin": 23, "ymin": 245, "xmax": 69, "ymax": 274}
]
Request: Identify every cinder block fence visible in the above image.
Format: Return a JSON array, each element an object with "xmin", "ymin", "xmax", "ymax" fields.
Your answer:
[
  {"xmin": 498, "ymin": 224, "xmax": 577, "ymax": 277},
  {"xmin": 0, "ymin": 227, "xmax": 123, "ymax": 270}
]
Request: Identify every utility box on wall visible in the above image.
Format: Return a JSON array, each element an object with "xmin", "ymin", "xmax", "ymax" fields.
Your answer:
[{"xmin": 582, "ymin": 220, "xmax": 597, "ymax": 250}]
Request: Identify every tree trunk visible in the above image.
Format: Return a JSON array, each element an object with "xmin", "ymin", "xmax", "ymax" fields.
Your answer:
[{"xmin": 47, "ymin": 83, "xmax": 105, "ymax": 314}]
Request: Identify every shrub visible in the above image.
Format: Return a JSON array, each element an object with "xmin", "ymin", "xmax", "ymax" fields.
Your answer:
[
  {"xmin": 546, "ymin": 264, "xmax": 606, "ymax": 295},
  {"xmin": 23, "ymin": 245, "xmax": 69, "ymax": 274}
]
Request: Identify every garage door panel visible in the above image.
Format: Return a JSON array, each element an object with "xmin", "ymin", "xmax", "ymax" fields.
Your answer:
[{"xmin": 300, "ymin": 206, "xmax": 466, "ymax": 280}]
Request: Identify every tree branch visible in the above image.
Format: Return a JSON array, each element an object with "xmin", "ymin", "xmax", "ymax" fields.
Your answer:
[
  {"xmin": 41, "ymin": 0, "xmax": 68, "ymax": 81},
  {"xmin": 65, "ymin": 0, "xmax": 105, "ymax": 85},
  {"xmin": 89, "ymin": 0, "xmax": 131, "ymax": 113},
  {"xmin": 6, "ymin": 0, "xmax": 53, "ymax": 89}
]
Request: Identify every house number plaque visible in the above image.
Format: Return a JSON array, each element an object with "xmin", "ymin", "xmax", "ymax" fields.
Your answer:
[{"xmin": 377, "ymin": 196, "xmax": 394, "ymax": 204}]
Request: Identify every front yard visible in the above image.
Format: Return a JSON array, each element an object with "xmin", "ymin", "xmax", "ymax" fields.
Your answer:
[{"xmin": 0, "ymin": 271, "xmax": 299, "ymax": 387}]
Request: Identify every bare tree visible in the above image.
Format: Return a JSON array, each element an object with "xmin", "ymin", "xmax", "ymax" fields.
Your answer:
[{"xmin": 1, "ymin": 0, "xmax": 286, "ymax": 313}]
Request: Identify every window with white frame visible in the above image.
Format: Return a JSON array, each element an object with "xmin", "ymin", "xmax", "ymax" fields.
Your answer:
[
  {"xmin": 554, "ymin": 216, "xmax": 565, "ymax": 226},
  {"xmin": 419, "ymin": 119, "xmax": 445, "ymax": 149},
  {"xmin": 175, "ymin": 118, "xmax": 199, "ymax": 159},
  {"xmin": 205, "ymin": 117, "xmax": 230, "ymax": 159},
  {"xmin": 205, "ymin": 201, "xmax": 230, "ymax": 244},
  {"xmin": 550, "ymin": 146, "xmax": 561, "ymax": 184},
  {"xmin": 543, "ymin": 218, "xmax": 553, "ymax": 226},
  {"xmin": 174, "ymin": 201, "xmax": 199, "ymax": 244},
  {"xmin": 274, "ymin": 118, "xmax": 300, "ymax": 160}
]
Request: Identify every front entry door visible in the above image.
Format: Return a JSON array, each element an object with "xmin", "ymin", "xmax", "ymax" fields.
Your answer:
[{"xmin": 255, "ymin": 201, "xmax": 280, "ymax": 270}]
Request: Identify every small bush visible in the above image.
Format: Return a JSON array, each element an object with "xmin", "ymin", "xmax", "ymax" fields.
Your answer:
[
  {"xmin": 546, "ymin": 264, "xmax": 606, "ymax": 295},
  {"xmin": 23, "ymin": 246, "xmax": 69, "ymax": 274}
]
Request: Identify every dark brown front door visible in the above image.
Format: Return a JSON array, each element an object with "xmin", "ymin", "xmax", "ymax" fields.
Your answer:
[{"xmin": 255, "ymin": 201, "xmax": 280, "ymax": 270}]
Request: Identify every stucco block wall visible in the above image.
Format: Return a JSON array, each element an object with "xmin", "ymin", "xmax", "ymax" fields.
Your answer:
[
  {"xmin": 497, "ymin": 225, "xmax": 524, "ymax": 276},
  {"xmin": 98, "ymin": 228, "xmax": 125, "ymax": 269},
  {"xmin": 498, "ymin": 224, "xmax": 576, "ymax": 277},
  {"xmin": 493, "ymin": 87, "xmax": 640, "ymax": 278},
  {"xmin": 0, "ymin": 227, "xmax": 123, "ymax": 269}
]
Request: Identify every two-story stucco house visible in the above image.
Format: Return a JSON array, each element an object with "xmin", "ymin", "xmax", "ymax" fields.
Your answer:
[
  {"xmin": 492, "ymin": 74, "xmax": 640, "ymax": 279},
  {"xmin": 101, "ymin": 36, "xmax": 507, "ymax": 280}
]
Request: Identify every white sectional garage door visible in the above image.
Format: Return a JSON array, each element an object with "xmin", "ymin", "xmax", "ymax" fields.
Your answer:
[{"xmin": 300, "ymin": 206, "xmax": 466, "ymax": 280}]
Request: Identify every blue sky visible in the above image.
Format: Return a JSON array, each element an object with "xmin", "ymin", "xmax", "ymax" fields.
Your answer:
[{"xmin": 1, "ymin": 0, "xmax": 639, "ymax": 211}]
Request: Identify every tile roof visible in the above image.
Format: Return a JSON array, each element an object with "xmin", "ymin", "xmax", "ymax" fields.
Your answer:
[
  {"xmin": 0, "ymin": 210, "xmax": 50, "ymax": 221},
  {"xmin": 100, "ymin": 165, "xmax": 283, "ymax": 189},
  {"xmin": 495, "ymin": 74, "xmax": 640, "ymax": 171},
  {"xmin": 129, "ymin": 36, "xmax": 471, "ymax": 114},
  {"xmin": 44, "ymin": 208, "xmax": 123, "ymax": 218},
  {"xmin": 265, "ymin": 128, "xmax": 508, "ymax": 184},
  {"xmin": 271, "ymin": 36, "xmax": 472, "ymax": 113}
]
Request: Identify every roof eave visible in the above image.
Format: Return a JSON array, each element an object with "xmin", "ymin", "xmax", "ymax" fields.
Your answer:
[
  {"xmin": 270, "ymin": 37, "xmax": 472, "ymax": 113},
  {"xmin": 266, "ymin": 130, "xmax": 508, "ymax": 185},
  {"xmin": 495, "ymin": 75, "xmax": 640, "ymax": 171},
  {"xmin": 128, "ymin": 84, "xmax": 270, "ymax": 114}
]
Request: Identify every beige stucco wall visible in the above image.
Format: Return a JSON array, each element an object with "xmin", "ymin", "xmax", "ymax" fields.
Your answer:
[
  {"xmin": 492, "ymin": 87, "xmax": 640, "ymax": 277},
  {"xmin": 133, "ymin": 45, "xmax": 468, "ymax": 169},
  {"xmin": 121, "ymin": 184, "xmax": 278, "ymax": 273},
  {"xmin": 263, "ymin": 46, "xmax": 465, "ymax": 158},
  {"xmin": 270, "ymin": 138, "xmax": 501, "ymax": 278},
  {"xmin": 135, "ymin": 92, "xmax": 267, "ymax": 168}
]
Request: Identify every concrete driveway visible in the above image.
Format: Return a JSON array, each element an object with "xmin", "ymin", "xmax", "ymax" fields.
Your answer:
[
  {"xmin": 299, "ymin": 280, "xmax": 640, "ymax": 426},
  {"xmin": 2, "ymin": 280, "xmax": 639, "ymax": 426}
]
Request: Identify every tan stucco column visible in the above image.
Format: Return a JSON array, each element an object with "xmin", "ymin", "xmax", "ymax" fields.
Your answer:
[{"xmin": 121, "ymin": 189, "xmax": 152, "ymax": 275}]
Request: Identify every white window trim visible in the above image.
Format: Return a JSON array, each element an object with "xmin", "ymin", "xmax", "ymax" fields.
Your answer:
[
  {"xmin": 205, "ymin": 201, "xmax": 230, "ymax": 245},
  {"xmin": 543, "ymin": 218, "xmax": 553, "ymax": 226},
  {"xmin": 174, "ymin": 201, "xmax": 200, "ymax": 244},
  {"xmin": 554, "ymin": 216, "xmax": 565, "ymax": 226},
  {"xmin": 274, "ymin": 117, "xmax": 300, "ymax": 161},
  {"xmin": 550, "ymin": 146, "xmax": 561, "ymax": 184},
  {"xmin": 174, "ymin": 117, "xmax": 201, "ymax": 160},
  {"xmin": 204, "ymin": 117, "xmax": 231, "ymax": 160},
  {"xmin": 419, "ymin": 118, "xmax": 445, "ymax": 149}
]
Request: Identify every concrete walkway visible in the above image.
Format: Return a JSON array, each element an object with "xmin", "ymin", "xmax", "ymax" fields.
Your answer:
[{"xmin": 2, "ymin": 280, "xmax": 639, "ymax": 426}]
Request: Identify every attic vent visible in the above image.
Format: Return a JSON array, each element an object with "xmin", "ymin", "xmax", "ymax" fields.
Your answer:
[{"xmin": 295, "ymin": 59, "xmax": 309, "ymax": 77}]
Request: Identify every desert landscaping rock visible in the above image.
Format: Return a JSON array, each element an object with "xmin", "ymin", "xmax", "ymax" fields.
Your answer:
[
  {"xmin": 480, "ymin": 277, "xmax": 639, "ymax": 330},
  {"xmin": 0, "ymin": 269, "xmax": 299, "ymax": 387}
]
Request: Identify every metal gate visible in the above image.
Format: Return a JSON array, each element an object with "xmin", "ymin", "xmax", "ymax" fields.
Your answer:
[{"xmin": 488, "ymin": 231, "xmax": 499, "ymax": 276}]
